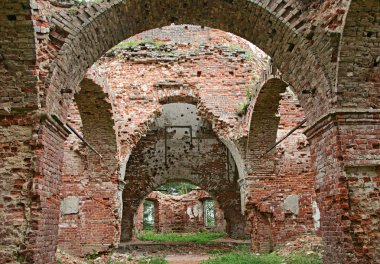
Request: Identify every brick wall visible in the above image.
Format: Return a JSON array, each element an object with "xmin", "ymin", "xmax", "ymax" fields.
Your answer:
[
  {"xmin": 1, "ymin": 1, "xmax": 378, "ymax": 262},
  {"xmin": 120, "ymin": 102, "xmax": 247, "ymax": 241},
  {"xmin": 135, "ymin": 190, "xmax": 225, "ymax": 233},
  {"xmin": 57, "ymin": 80, "xmax": 120, "ymax": 256},
  {"xmin": 244, "ymin": 88, "xmax": 316, "ymax": 252},
  {"xmin": 57, "ymin": 26, "xmax": 317, "ymax": 255}
]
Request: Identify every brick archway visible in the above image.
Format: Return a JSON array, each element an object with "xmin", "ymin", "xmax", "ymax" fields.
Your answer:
[
  {"xmin": 44, "ymin": 0, "xmax": 334, "ymax": 124},
  {"xmin": 57, "ymin": 78, "xmax": 119, "ymax": 256},
  {"xmin": 132, "ymin": 180, "xmax": 229, "ymax": 236},
  {"xmin": 246, "ymin": 78, "xmax": 289, "ymax": 174},
  {"xmin": 2, "ymin": 1, "xmax": 379, "ymax": 263},
  {"xmin": 120, "ymin": 102, "xmax": 248, "ymax": 241},
  {"xmin": 305, "ymin": 1, "xmax": 380, "ymax": 262},
  {"xmin": 242, "ymin": 77, "xmax": 316, "ymax": 253}
]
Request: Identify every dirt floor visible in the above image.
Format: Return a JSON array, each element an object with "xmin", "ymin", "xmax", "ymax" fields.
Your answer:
[{"xmin": 56, "ymin": 235, "xmax": 322, "ymax": 264}]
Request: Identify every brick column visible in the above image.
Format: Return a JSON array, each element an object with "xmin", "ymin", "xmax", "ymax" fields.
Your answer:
[
  {"xmin": 0, "ymin": 112, "xmax": 69, "ymax": 263},
  {"xmin": 305, "ymin": 110, "xmax": 380, "ymax": 264},
  {"xmin": 243, "ymin": 174, "xmax": 276, "ymax": 253}
]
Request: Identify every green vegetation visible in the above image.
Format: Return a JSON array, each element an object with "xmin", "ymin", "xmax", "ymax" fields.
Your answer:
[
  {"xmin": 109, "ymin": 39, "xmax": 166, "ymax": 51},
  {"xmin": 84, "ymin": 250, "xmax": 99, "ymax": 260},
  {"xmin": 207, "ymin": 245, "xmax": 250, "ymax": 255},
  {"xmin": 227, "ymin": 44, "xmax": 254, "ymax": 61},
  {"xmin": 136, "ymin": 230, "xmax": 225, "ymax": 244},
  {"xmin": 237, "ymin": 87, "xmax": 253, "ymax": 116},
  {"xmin": 202, "ymin": 252, "xmax": 282, "ymax": 264},
  {"xmin": 202, "ymin": 251, "xmax": 322, "ymax": 264},
  {"xmin": 143, "ymin": 200, "xmax": 155, "ymax": 230},
  {"xmin": 138, "ymin": 256, "xmax": 168, "ymax": 264},
  {"xmin": 283, "ymin": 252, "xmax": 323, "ymax": 264},
  {"xmin": 157, "ymin": 181, "xmax": 200, "ymax": 195}
]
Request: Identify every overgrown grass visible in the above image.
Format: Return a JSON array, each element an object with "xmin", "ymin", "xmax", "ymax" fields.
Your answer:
[
  {"xmin": 136, "ymin": 230, "xmax": 225, "ymax": 244},
  {"xmin": 202, "ymin": 252, "xmax": 282, "ymax": 264},
  {"xmin": 284, "ymin": 252, "xmax": 323, "ymax": 264},
  {"xmin": 202, "ymin": 251, "xmax": 322, "ymax": 264},
  {"xmin": 207, "ymin": 244, "xmax": 250, "ymax": 255},
  {"xmin": 109, "ymin": 39, "xmax": 166, "ymax": 51}
]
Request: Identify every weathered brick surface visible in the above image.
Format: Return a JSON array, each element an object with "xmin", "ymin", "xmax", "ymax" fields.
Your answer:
[
  {"xmin": 134, "ymin": 190, "xmax": 225, "ymax": 233},
  {"xmin": 305, "ymin": 112, "xmax": 380, "ymax": 263},
  {"xmin": 337, "ymin": 0, "xmax": 380, "ymax": 110},
  {"xmin": 120, "ymin": 102, "xmax": 247, "ymax": 241},
  {"xmin": 87, "ymin": 26, "xmax": 269, "ymax": 159},
  {"xmin": 0, "ymin": 118, "xmax": 36, "ymax": 263},
  {"xmin": 33, "ymin": 0, "xmax": 339, "ymax": 125},
  {"xmin": 0, "ymin": 1, "xmax": 379, "ymax": 263},
  {"xmin": 0, "ymin": 0, "xmax": 38, "ymax": 114},
  {"xmin": 57, "ymin": 80, "xmax": 119, "ymax": 256},
  {"xmin": 244, "ymin": 86, "xmax": 316, "ymax": 252}
]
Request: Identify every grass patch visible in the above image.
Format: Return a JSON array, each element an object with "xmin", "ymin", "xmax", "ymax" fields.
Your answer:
[
  {"xmin": 202, "ymin": 251, "xmax": 322, "ymax": 264},
  {"xmin": 109, "ymin": 39, "xmax": 166, "ymax": 51},
  {"xmin": 136, "ymin": 230, "xmax": 225, "ymax": 244},
  {"xmin": 284, "ymin": 252, "xmax": 322, "ymax": 264},
  {"xmin": 207, "ymin": 244, "xmax": 250, "ymax": 255},
  {"xmin": 202, "ymin": 252, "xmax": 282, "ymax": 264}
]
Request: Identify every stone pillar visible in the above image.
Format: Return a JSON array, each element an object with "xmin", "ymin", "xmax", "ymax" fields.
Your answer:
[{"xmin": 305, "ymin": 110, "xmax": 380, "ymax": 264}]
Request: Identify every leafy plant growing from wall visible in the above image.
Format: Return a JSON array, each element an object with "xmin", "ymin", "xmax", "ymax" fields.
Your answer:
[
  {"xmin": 109, "ymin": 39, "xmax": 166, "ymax": 51},
  {"xmin": 237, "ymin": 87, "xmax": 253, "ymax": 116}
]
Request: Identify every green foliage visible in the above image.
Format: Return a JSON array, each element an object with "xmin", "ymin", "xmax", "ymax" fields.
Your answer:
[
  {"xmin": 207, "ymin": 244, "xmax": 249, "ymax": 255},
  {"xmin": 158, "ymin": 181, "xmax": 199, "ymax": 195},
  {"xmin": 138, "ymin": 256, "xmax": 168, "ymax": 264},
  {"xmin": 202, "ymin": 252, "xmax": 283, "ymax": 264},
  {"xmin": 110, "ymin": 39, "xmax": 166, "ymax": 51},
  {"xmin": 202, "ymin": 250, "xmax": 322, "ymax": 264},
  {"xmin": 105, "ymin": 259, "xmax": 126, "ymax": 264},
  {"xmin": 245, "ymin": 87, "xmax": 253, "ymax": 101},
  {"xmin": 237, "ymin": 87, "xmax": 254, "ymax": 116},
  {"xmin": 137, "ymin": 230, "xmax": 225, "ymax": 244},
  {"xmin": 284, "ymin": 252, "xmax": 323, "ymax": 264},
  {"xmin": 237, "ymin": 101, "xmax": 249, "ymax": 116},
  {"xmin": 245, "ymin": 51, "xmax": 254, "ymax": 61},
  {"xmin": 227, "ymin": 44, "xmax": 253, "ymax": 62},
  {"xmin": 143, "ymin": 200, "xmax": 155, "ymax": 230},
  {"xmin": 67, "ymin": 7, "xmax": 79, "ymax": 15},
  {"xmin": 204, "ymin": 199, "xmax": 216, "ymax": 227},
  {"xmin": 84, "ymin": 250, "xmax": 99, "ymax": 260}
]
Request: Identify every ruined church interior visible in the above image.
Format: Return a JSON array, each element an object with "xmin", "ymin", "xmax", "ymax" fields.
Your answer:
[{"xmin": 0, "ymin": 0, "xmax": 379, "ymax": 263}]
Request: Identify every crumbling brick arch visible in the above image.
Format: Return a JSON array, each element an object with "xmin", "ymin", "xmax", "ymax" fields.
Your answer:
[
  {"xmin": 140, "ymin": 180, "xmax": 222, "ymax": 228},
  {"xmin": 336, "ymin": 0, "xmax": 379, "ymax": 110},
  {"xmin": 306, "ymin": 1, "xmax": 380, "ymax": 262},
  {"xmin": 75, "ymin": 78, "xmax": 118, "ymax": 171},
  {"xmin": 44, "ymin": 0, "xmax": 334, "ymax": 125},
  {"xmin": 246, "ymin": 78, "xmax": 289, "ymax": 174},
  {"xmin": 123, "ymin": 176, "xmax": 243, "ymax": 240},
  {"xmin": 57, "ymin": 78, "xmax": 120, "ymax": 256},
  {"xmin": 120, "ymin": 101, "xmax": 248, "ymax": 241},
  {"xmin": 243, "ymin": 78, "xmax": 314, "ymax": 253}
]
